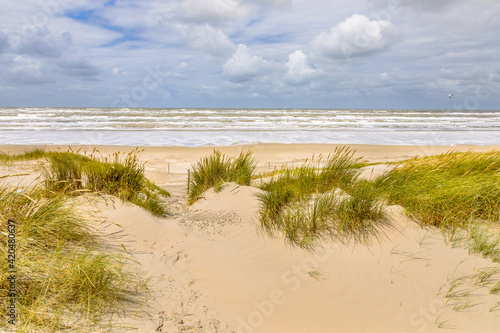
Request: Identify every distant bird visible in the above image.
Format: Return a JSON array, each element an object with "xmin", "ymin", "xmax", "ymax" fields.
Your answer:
[{"xmin": 449, "ymin": 93, "xmax": 454, "ymax": 99}]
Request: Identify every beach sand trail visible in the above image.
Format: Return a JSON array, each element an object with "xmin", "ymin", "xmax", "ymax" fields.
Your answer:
[{"xmin": 98, "ymin": 182, "xmax": 500, "ymax": 333}]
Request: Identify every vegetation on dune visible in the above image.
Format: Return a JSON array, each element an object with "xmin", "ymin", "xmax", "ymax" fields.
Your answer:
[
  {"xmin": 376, "ymin": 150, "xmax": 500, "ymax": 261},
  {"xmin": 257, "ymin": 147, "xmax": 390, "ymax": 249},
  {"xmin": 3, "ymin": 146, "xmax": 500, "ymax": 331},
  {"xmin": 0, "ymin": 147, "xmax": 172, "ymax": 331},
  {"xmin": 39, "ymin": 148, "xmax": 170, "ymax": 217},
  {"xmin": 0, "ymin": 148, "xmax": 47, "ymax": 164},
  {"xmin": 0, "ymin": 184, "xmax": 146, "ymax": 332},
  {"xmin": 376, "ymin": 151, "xmax": 500, "ymax": 228},
  {"xmin": 1, "ymin": 148, "xmax": 170, "ymax": 216},
  {"xmin": 187, "ymin": 149, "xmax": 256, "ymax": 204},
  {"xmin": 256, "ymin": 148, "xmax": 500, "ymax": 258}
]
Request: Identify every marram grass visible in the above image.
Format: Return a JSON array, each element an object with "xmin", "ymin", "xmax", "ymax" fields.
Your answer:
[
  {"xmin": 1, "ymin": 147, "xmax": 170, "ymax": 216},
  {"xmin": 188, "ymin": 149, "xmax": 256, "ymax": 204},
  {"xmin": 0, "ymin": 183, "xmax": 146, "ymax": 332},
  {"xmin": 0, "ymin": 148, "xmax": 47, "ymax": 164},
  {"xmin": 377, "ymin": 150, "xmax": 500, "ymax": 261},
  {"xmin": 376, "ymin": 151, "xmax": 500, "ymax": 228},
  {"xmin": 257, "ymin": 147, "xmax": 390, "ymax": 249},
  {"xmin": 43, "ymin": 148, "xmax": 170, "ymax": 217}
]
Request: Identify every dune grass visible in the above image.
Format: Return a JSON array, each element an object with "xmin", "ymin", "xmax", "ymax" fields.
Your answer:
[
  {"xmin": 376, "ymin": 151, "xmax": 500, "ymax": 228},
  {"xmin": 43, "ymin": 148, "xmax": 170, "ymax": 217},
  {"xmin": 257, "ymin": 147, "xmax": 389, "ymax": 249},
  {"xmin": 1, "ymin": 148, "xmax": 170, "ymax": 216},
  {"xmin": 0, "ymin": 183, "xmax": 146, "ymax": 332},
  {"xmin": 0, "ymin": 148, "xmax": 171, "ymax": 331},
  {"xmin": 376, "ymin": 150, "xmax": 500, "ymax": 261},
  {"xmin": 0, "ymin": 149, "xmax": 47, "ymax": 164},
  {"xmin": 188, "ymin": 149, "xmax": 256, "ymax": 204}
]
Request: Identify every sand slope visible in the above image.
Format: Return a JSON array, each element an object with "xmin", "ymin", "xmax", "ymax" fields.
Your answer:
[{"xmin": 97, "ymin": 183, "xmax": 500, "ymax": 333}]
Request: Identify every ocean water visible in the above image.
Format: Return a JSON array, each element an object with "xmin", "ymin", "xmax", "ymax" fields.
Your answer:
[{"xmin": 0, "ymin": 107, "xmax": 499, "ymax": 146}]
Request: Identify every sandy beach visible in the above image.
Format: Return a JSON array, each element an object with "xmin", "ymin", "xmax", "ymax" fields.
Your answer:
[{"xmin": 2, "ymin": 143, "xmax": 500, "ymax": 332}]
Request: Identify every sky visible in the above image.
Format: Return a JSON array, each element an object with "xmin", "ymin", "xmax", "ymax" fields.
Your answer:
[{"xmin": 0, "ymin": 0, "xmax": 499, "ymax": 109}]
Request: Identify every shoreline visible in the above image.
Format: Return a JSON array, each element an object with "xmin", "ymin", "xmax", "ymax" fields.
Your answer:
[{"xmin": 2, "ymin": 143, "xmax": 499, "ymax": 163}]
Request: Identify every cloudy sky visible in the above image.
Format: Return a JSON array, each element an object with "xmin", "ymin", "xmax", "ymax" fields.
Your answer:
[{"xmin": 0, "ymin": 0, "xmax": 499, "ymax": 109}]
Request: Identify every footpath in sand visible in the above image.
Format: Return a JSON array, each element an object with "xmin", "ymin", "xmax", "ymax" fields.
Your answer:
[{"xmin": 101, "ymin": 183, "xmax": 500, "ymax": 333}]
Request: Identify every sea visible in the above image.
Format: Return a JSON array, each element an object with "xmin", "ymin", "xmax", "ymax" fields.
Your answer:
[{"xmin": 1, "ymin": 107, "xmax": 500, "ymax": 146}]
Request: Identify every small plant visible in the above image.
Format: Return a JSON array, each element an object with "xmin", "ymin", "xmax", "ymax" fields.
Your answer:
[{"xmin": 188, "ymin": 150, "xmax": 256, "ymax": 203}]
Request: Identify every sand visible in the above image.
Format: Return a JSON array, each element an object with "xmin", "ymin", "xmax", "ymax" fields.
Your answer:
[{"xmin": 2, "ymin": 143, "xmax": 500, "ymax": 332}]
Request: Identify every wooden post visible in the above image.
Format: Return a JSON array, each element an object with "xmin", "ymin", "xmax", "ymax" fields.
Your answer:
[{"xmin": 168, "ymin": 164, "xmax": 170, "ymax": 174}]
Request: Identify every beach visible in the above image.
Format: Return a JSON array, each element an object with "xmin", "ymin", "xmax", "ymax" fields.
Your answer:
[
  {"xmin": 3, "ymin": 0, "xmax": 500, "ymax": 329},
  {"xmin": 2, "ymin": 143, "xmax": 500, "ymax": 332}
]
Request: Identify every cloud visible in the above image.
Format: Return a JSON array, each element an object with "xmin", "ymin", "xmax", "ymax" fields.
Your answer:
[
  {"xmin": 284, "ymin": 50, "xmax": 316, "ymax": 84},
  {"xmin": 99, "ymin": 1, "xmax": 177, "ymax": 29},
  {"xmin": 14, "ymin": 28, "xmax": 66, "ymax": 58},
  {"xmin": 245, "ymin": 0, "xmax": 292, "ymax": 8},
  {"xmin": 312, "ymin": 13, "xmax": 398, "ymax": 60},
  {"xmin": 222, "ymin": 44, "xmax": 274, "ymax": 82},
  {"xmin": 9, "ymin": 55, "xmax": 51, "ymax": 84},
  {"xmin": 9, "ymin": 26, "xmax": 100, "ymax": 79},
  {"xmin": 179, "ymin": 0, "xmax": 250, "ymax": 24},
  {"xmin": 57, "ymin": 54, "xmax": 101, "ymax": 78},
  {"xmin": 188, "ymin": 25, "xmax": 236, "ymax": 57},
  {"xmin": 0, "ymin": 31, "xmax": 9, "ymax": 53},
  {"xmin": 396, "ymin": 0, "xmax": 461, "ymax": 11}
]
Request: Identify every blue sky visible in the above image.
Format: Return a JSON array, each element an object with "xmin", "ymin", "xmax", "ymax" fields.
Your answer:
[{"xmin": 0, "ymin": 0, "xmax": 499, "ymax": 109}]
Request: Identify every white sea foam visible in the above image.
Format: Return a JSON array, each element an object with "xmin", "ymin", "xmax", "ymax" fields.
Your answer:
[{"xmin": 0, "ymin": 108, "xmax": 499, "ymax": 146}]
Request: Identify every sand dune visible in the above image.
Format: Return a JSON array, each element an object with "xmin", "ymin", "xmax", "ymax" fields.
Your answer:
[
  {"xmin": 98, "ymin": 182, "xmax": 499, "ymax": 333},
  {"xmin": 2, "ymin": 144, "xmax": 500, "ymax": 332}
]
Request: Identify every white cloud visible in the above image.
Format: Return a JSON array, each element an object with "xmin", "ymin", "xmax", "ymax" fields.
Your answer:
[
  {"xmin": 284, "ymin": 50, "xmax": 316, "ymax": 84},
  {"xmin": 222, "ymin": 44, "xmax": 274, "ymax": 82},
  {"xmin": 188, "ymin": 25, "xmax": 236, "ymax": 57},
  {"xmin": 179, "ymin": 0, "xmax": 250, "ymax": 24},
  {"xmin": 9, "ymin": 55, "xmax": 50, "ymax": 84},
  {"xmin": 312, "ymin": 13, "xmax": 398, "ymax": 59}
]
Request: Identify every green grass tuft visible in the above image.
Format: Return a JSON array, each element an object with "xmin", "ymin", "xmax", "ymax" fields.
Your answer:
[
  {"xmin": 188, "ymin": 149, "xmax": 256, "ymax": 203},
  {"xmin": 258, "ymin": 147, "xmax": 389, "ymax": 249},
  {"xmin": 43, "ymin": 148, "xmax": 170, "ymax": 217},
  {"xmin": 0, "ymin": 149, "xmax": 48, "ymax": 164}
]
